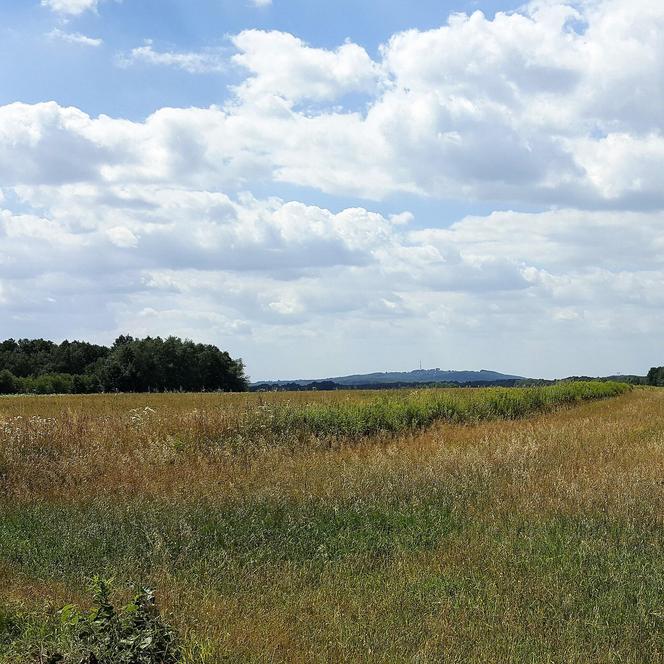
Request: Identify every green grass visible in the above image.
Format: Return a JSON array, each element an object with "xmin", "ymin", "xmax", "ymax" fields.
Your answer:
[
  {"xmin": 229, "ymin": 381, "xmax": 631, "ymax": 450},
  {"xmin": 1, "ymin": 505, "xmax": 662, "ymax": 662},
  {"xmin": 0, "ymin": 496, "xmax": 463, "ymax": 581}
]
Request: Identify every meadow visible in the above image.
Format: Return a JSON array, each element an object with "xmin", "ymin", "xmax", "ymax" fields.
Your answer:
[{"xmin": 1, "ymin": 382, "xmax": 662, "ymax": 662}]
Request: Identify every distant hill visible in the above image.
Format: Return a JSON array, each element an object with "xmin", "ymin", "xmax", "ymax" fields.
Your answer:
[{"xmin": 253, "ymin": 368, "xmax": 526, "ymax": 389}]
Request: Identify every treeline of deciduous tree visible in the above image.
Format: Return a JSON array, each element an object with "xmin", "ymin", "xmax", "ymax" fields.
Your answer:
[
  {"xmin": 0, "ymin": 336, "xmax": 248, "ymax": 394},
  {"xmin": 647, "ymin": 366, "xmax": 664, "ymax": 386}
]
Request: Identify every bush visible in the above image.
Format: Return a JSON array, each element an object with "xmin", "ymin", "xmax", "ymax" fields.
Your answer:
[
  {"xmin": 72, "ymin": 374, "xmax": 101, "ymax": 394},
  {"xmin": 23, "ymin": 373, "xmax": 75, "ymax": 395}
]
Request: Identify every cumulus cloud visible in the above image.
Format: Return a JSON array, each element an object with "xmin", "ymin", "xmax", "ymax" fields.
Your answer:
[
  {"xmin": 4, "ymin": 2, "xmax": 663, "ymax": 203},
  {"xmin": 4, "ymin": 0, "xmax": 664, "ymax": 376},
  {"xmin": 231, "ymin": 30, "xmax": 381, "ymax": 102},
  {"xmin": 47, "ymin": 28, "xmax": 103, "ymax": 47},
  {"xmin": 118, "ymin": 41, "xmax": 226, "ymax": 74},
  {"xmin": 0, "ymin": 103, "xmax": 110, "ymax": 186},
  {"xmin": 41, "ymin": 0, "xmax": 99, "ymax": 15},
  {"xmin": 6, "ymin": 186, "xmax": 392, "ymax": 275},
  {"xmin": 14, "ymin": 0, "xmax": 664, "ymax": 205},
  {"xmin": 2, "ymin": 180, "xmax": 664, "ymax": 375},
  {"xmin": 106, "ymin": 225, "xmax": 138, "ymax": 248}
]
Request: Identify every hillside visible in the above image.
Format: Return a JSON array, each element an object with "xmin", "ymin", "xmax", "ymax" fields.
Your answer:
[{"xmin": 254, "ymin": 368, "xmax": 525, "ymax": 388}]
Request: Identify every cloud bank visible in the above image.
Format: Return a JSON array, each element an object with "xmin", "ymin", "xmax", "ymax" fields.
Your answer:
[{"xmin": 3, "ymin": 0, "xmax": 664, "ymax": 378}]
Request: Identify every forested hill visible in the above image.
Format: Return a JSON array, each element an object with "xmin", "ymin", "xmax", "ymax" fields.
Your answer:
[
  {"xmin": 333, "ymin": 368, "xmax": 525, "ymax": 385},
  {"xmin": 0, "ymin": 336, "xmax": 247, "ymax": 394},
  {"xmin": 254, "ymin": 368, "xmax": 525, "ymax": 389}
]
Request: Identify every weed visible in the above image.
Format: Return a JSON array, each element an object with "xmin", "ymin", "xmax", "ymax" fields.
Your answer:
[{"xmin": 52, "ymin": 577, "xmax": 180, "ymax": 664}]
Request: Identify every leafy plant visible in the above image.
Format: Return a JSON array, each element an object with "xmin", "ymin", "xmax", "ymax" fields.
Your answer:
[{"xmin": 56, "ymin": 577, "xmax": 180, "ymax": 664}]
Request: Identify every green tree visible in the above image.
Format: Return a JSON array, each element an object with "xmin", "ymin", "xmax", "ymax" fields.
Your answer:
[
  {"xmin": 0, "ymin": 369, "xmax": 18, "ymax": 394},
  {"xmin": 647, "ymin": 366, "xmax": 664, "ymax": 386},
  {"xmin": 0, "ymin": 335, "xmax": 248, "ymax": 393}
]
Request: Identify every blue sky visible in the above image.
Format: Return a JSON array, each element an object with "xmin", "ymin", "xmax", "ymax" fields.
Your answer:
[
  {"xmin": 1, "ymin": 0, "xmax": 524, "ymax": 119},
  {"xmin": 1, "ymin": 0, "xmax": 663, "ymax": 380},
  {"xmin": 1, "ymin": 0, "xmax": 532, "ymax": 226}
]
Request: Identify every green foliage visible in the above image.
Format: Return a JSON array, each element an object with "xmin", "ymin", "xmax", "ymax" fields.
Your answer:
[
  {"xmin": 54, "ymin": 577, "xmax": 180, "ymax": 663},
  {"xmin": 0, "ymin": 336, "xmax": 247, "ymax": 394},
  {"xmin": 98, "ymin": 336, "xmax": 247, "ymax": 393},
  {"xmin": 0, "ymin": 338, "xmax": 109, "ymax": 379},
  {"xmin": 0, "ymin": 498, "xmax": 461, "ymax": 580},
  {"xmin": 22, "ymin": 373, "xmax": 75, "ymax": 395},
  {"xmin": 0, "ymin": 369, "xmax": 18, "ymax": 395}
]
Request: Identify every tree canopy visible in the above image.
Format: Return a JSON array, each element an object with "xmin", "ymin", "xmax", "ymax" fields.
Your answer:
[
  {"xmin": 646, "ymin": 366, "xmax": 664, "ymax": 387},
  {"xmin": 0, "ymin": 336, "xmax": 248, "ymax": 394}
]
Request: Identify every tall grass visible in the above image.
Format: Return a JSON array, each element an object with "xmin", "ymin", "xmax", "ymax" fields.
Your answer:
[
  {"xmin": 0, "ymin": 382, "xmax": 630, "ymax": 501},
  {"xmin": 2, "ymin": 381, "xmax": 659, "ymax": 663},
  {"xmin": 245, "ymin": 381, "xmax": 630, "ymax": 444}
]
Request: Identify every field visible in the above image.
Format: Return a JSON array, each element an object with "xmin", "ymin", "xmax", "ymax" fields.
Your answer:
[{"xmin": 1, "ymin": 382, "xmax": 663, "ymax": 662}]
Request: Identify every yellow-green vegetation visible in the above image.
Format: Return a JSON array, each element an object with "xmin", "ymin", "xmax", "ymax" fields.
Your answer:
[{"xmin": 1, "ymin": 382, "xmax": 663, "ymax": 662}]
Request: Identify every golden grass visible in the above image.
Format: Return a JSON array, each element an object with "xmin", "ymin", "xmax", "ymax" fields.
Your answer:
[
  {"xmin": 0, "ymin": 384, "xmax": 637, "ymax": 505},
  {"xmin": 1, "ymin": 387, "xmax": 663, "ymax": 662}
]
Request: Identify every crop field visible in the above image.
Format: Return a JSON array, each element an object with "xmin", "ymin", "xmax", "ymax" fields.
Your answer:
[{"xmin": 1, "ymin": 382, "xmax": 663, "ymax": 662}]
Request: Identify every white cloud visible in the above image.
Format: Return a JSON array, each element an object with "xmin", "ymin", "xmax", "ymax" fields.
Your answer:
[
  {"xmin": 231, "ymin": 30, "xmax": 381, "ymax": 102},
  {"xmin": 117, "ymin": 41, "xmax": 226, "ymax": 74},
  {"xmin": 2, "ymin": 181, "xmax": 664, "ymax": 376},
  {"xmin": 0, "ymin": 103, "xmax": 108, "ymax": 186},
  {"xmin": 41, "ymin": 0, "xmax": 99, "ymax": 15},
  {"xmin": 4, "ymin": 0, "xmax": 664, "ymax": 377},
  {"xmin": 19, "ymin": 0, "xmax": 664, "ymax": 205},
  {"xmin": 220, "ymin": 1, "xmax": 664, "ymax": 204},
  {"xmin": 47, "ymin": 28, "xmax": 103, "ymax": 47},
  {"xmin": 106, "ymin": 225, "xmax": 138, "ymax": 248},
  {"xmin": 250, "ymin": 0, "xmax": 272, "ymax": 6}
]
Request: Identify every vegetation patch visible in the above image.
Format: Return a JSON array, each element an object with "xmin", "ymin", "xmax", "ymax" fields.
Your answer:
[
  {"xmin": 253, "ymin": 380, "xmax": 630, "ymax": 438},
  {"xmin": 1, "ymin": 578, "xmax": 180, "ymax": 664}
]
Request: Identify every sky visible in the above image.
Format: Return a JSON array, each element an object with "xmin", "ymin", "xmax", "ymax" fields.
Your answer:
[{"xmin": 0, "ymin": 0, "xmax": 663, "ymax": 381}]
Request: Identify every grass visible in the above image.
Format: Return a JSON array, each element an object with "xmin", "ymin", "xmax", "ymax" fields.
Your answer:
[
  {"xmin": 1, "ymin": 382, "xmax": 663, "ymax": 662},
  {"xmin": 0, "ymin": 382, "xmax": 629, "ymax": 501}
]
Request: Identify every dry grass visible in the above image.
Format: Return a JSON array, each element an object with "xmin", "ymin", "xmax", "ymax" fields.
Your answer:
[
  {"xmin": 0, "ymin": 383, "xmax": 630, "ymax": 503},
  {"xmin": 0, "ymin": 386, "xmax": 662, "ymax": 662}
]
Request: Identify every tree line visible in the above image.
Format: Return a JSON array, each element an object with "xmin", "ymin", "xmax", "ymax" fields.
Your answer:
[
  {"xmin": 647, "ymin": 366, "xmax": 664, "ymax": 386},
  {"xmin": 0, "ymin": 336, "xmax": 248, "ymax": 394}
]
